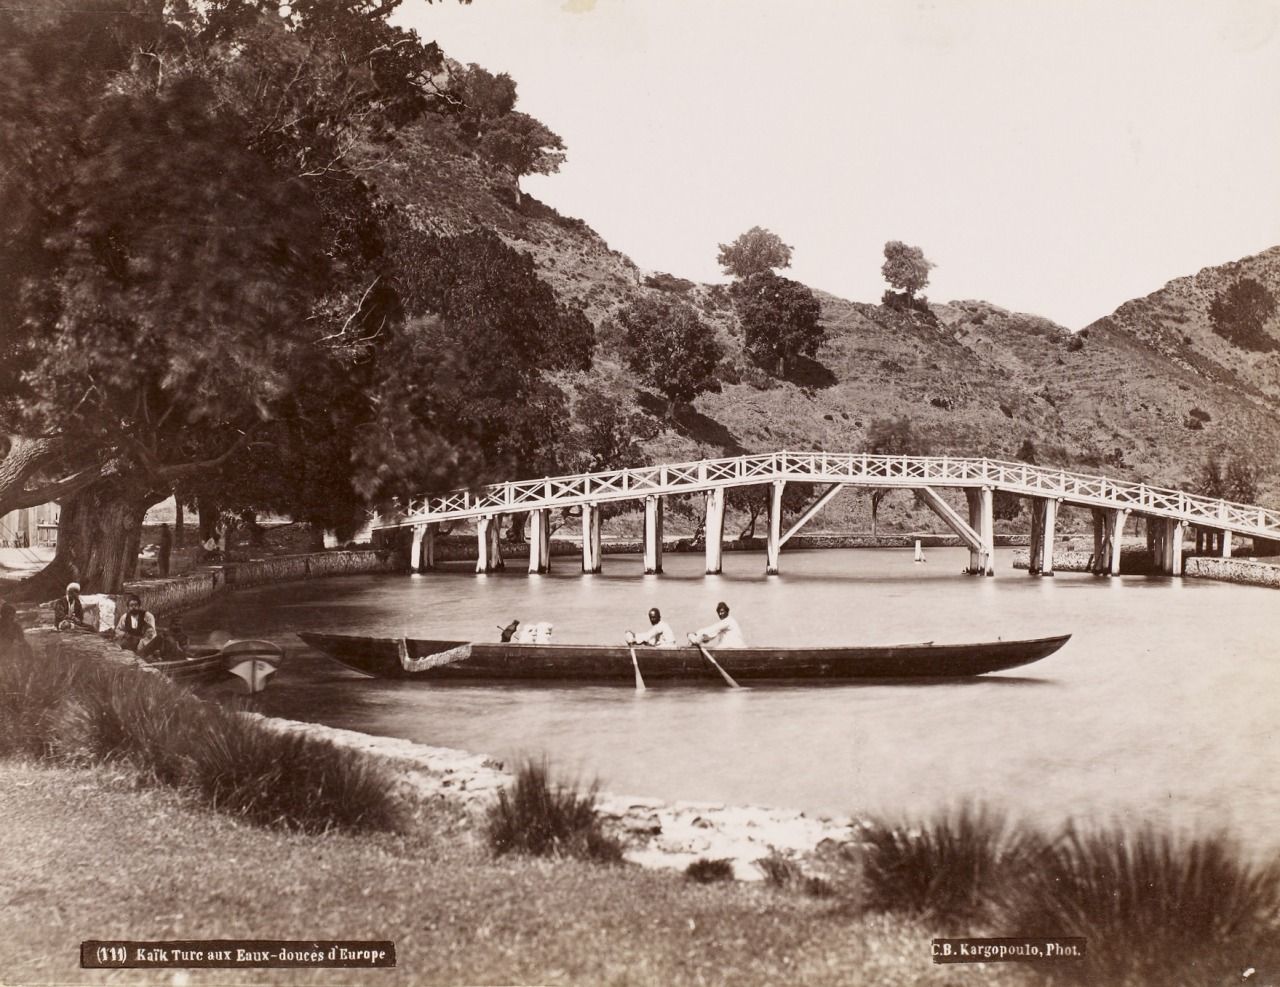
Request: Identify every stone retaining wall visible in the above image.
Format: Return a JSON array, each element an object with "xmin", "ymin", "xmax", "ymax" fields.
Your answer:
[
  {"xmin": 1185, "ymin": 556, "xmax": 1280, "ymax": 588},
  {"xmin": 62, "ymin": 549, "xmax": 395, "ymax": 629},
  {"xmin": 1011, "ymin": 547, "xmax": 1155, "ymax": 575}
]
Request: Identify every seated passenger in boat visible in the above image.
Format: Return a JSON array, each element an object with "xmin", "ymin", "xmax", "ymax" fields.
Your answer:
[
  {"xmin": 516, "ymin": 621, "xmax": 553, "ymax": 643},
  {"xmin": 627, "ymin": 607, "xmax": 676, "ymax": 648},
  {"xmin": 690, "ymin": 601, "xmax": 746, "ymax": 648}
]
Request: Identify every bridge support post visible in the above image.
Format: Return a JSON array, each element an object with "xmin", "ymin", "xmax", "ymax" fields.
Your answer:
[
  {"xmin": 1150, "ymin": 518, "xmax": 1167, "ymax": 573},
  {"xmin": 1028, "ymin": 497, "xmax": 1057, "ymax": 576},
  {"xmin": 643, "ymin": 495, "xmax": 664, "ymax": 574},
  {"xmin": 475, "ymin": 516, "xmax": 494, "ymax": 574},
  {"xmin": 411, "ymin": 524, "xmax": 425, "ymax": 573},
  {"xmin": 964, "ymin": 488, "xmax": 994, "ymax": 575},
  {"xmin": 1171, "ymin": 520, "xmax": 1186, "ymax": 575},
  {"xmin": 1042, "ymin": 498, "xmax": 1058, "ymax": 575},
  {"xmin": 766, "ymin": 480, "xmax": 784, "ymax": 575},
  {"xmin": 1220, "ymin": 530, "xmax": 1233, "ymax": 558},
  {"xmin": 422, "ymin": 523, "xmax": 436, "ymax": 571},
  {"xmin": 528, "ymin": 509, "xmax": 550, "ymax": 574},
  {"xmin": 581, "ymin": 503, "xmax": 602, "ymax": 574},
  {"xmin": 1092, "ymin": 508, "xmax": 1125, "ymax": 575},
  {"xmin": 705, "ymin": 487, "xmax": 725, "ymax": 575},
  {"xmin": 1108, "ymin": 509, "xmax": 1126, "ymax": 576}
]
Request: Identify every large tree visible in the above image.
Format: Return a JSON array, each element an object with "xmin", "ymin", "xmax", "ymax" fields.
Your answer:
[
  {"xmin": 732, "ymin": 272, "xmax": 823, "ymax": 376},
  {"xmin": 0, "ymin": 0, "xmax": 488, "ymax": 594},
  {"xmin": 618, "ymin": 296, "xmax": 722, "ymax": 416},
  {"xmin": 716, "ymin": 226, "xmax": 793, "ymax": 279}
]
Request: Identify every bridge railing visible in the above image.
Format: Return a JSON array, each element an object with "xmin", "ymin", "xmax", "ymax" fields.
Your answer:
[{"xmin": 388, "ymin": 452, "xmax": 1280, "ymax": 538}]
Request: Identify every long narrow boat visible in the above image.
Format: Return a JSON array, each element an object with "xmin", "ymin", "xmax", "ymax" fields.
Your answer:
[{"xmin": 298, "ymin": 632, "xmax": 1069, "ymax": 683}]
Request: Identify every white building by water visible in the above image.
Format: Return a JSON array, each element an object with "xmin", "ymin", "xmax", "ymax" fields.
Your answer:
[{"xmin": 0, "ymin": 502, "xmax": 59, "ymax": 548}]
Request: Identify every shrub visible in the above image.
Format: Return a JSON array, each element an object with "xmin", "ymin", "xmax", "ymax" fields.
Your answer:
[
  {"xmin": 643, "ymin": 272, "xmax": 695, "ymax": 294},
  {"xmin": 755, "ymin": 853, "xmax": 834, "ymax": 897},
  {"xmin": 1066, "ymin": 334, "xmax": 1085, "ymax": 352},
  {"xmin": 180, "ymin": 711, "xmax": 403, "ymax": 832},
  {"xmin": 756, "ymin": 853, "xmax": 803, "ymax": 887},
  {"xmin": 685, "ymin": 858, "xmax": 735, "ymax": 883},
  {"xmin": 858, "ymin": 807, "xmax": 1042, "ymax": 923},
  {"xmin": 0, "ymin": 643, "xmax": 403, "ymax": 833},
  {"xmin": 1007, "ymin": 827, "xmax": 1280, "ymax": 983},
  {"xmin": 486, "ymin": 760, "xmax": 624, "ymax": 862}
]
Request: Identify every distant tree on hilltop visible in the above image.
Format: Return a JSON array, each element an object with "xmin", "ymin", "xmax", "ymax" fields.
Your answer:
[
  {"xmin": 618, "ymin": 296, "xmax": 722, "ymax": 416},
  {"xmin": 717, "ymin": 226, "xmax": 793, "ymax": 279},
  {"xmin": 1208, "ymin": 278, "xmax": 1277, "ymax": 352},
  {"xmin": 881, "ymin": 240, "xmax": 935, "ymax": 305}
]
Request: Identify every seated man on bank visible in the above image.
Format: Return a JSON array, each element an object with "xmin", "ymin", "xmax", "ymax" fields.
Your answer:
[
  {"xmin": 626, "ymin": 607, "xmax": 676, "ymax": 648},
  {"xmin": 112, "ymin": 594, "xmax": 158, "ymax": 655},
  {"xmin": 52, "ymin": 582, "xmax": 86, "ymax": 631},
  {"xmin": 689, "ymin": 601, "xmax": 746, "ymax": 648}
]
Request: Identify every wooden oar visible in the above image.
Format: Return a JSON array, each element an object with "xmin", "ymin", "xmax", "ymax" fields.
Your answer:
[
  {"xmin": 626, "ymin": 642, "xmax": 647, "ymax": 692},
  {"xmin": 690, "ymin": 636, "xmax": 741, "ymax": 689}
]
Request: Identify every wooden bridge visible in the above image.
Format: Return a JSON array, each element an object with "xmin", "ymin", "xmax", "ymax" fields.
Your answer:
[{"xmin": 376, "ymin": 452, "xmax": 1280, "ymax": 578}]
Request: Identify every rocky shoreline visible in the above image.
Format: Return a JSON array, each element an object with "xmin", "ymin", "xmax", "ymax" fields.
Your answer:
[
  {"xmin": 27, "ymin": 630, "xmax": 859, "ymax": 880},
  {"xmin": 250, "ymin": 714, "xmax": 861, "ymax": 881}
]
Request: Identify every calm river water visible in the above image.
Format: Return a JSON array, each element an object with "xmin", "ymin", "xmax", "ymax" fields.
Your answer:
[{"xmin": 186, "ymin": 547, "xmax": 1280, "ymax": 852}]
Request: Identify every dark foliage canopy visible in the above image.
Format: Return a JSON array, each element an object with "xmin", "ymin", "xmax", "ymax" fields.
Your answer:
[
  {"xmin": 732, "ymin": 272, "xmax": 823, "ymax": 376},
  {"xmin": 1208, "ymin": 278, "xmax": 1277, "ymax": 352},
  {"xmin": 618, "ymin": 296, "xmax": 722, "ymax": 412}
]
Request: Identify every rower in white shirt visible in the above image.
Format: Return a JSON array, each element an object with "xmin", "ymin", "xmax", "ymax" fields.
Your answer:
[
  {"xmin": 690, "ymin": 601, "xmax": 746, "ymax": 648},
  {"xmin": 626, "ymin": 607, "xmax": 676, "ymax": 648}
]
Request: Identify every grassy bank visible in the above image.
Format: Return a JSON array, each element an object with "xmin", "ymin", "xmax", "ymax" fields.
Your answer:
[
  {"xmin": 2, "ymin": 761, "xmax": 1025, "ymax": 987},
  {"xmin": 1, "ymin": 639, "xmax": 402, "ymax": 833}
]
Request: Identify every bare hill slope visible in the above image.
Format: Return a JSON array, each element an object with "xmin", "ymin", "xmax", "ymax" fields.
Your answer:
[{"xmin": 368, "ymin": 115, "xmax": 1280, "ymax": 506}]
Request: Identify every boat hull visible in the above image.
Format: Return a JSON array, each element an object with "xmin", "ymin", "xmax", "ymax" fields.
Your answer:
[{"xmin": 299, "ymin": 632, "xmax": 1069, "ymax": 683}]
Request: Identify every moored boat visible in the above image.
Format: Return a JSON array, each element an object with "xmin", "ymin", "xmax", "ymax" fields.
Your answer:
[
  {"xmin": 298, "ymin": 631, "xmax": 1069, "ymax": 684},
  {"xmin": 146, "ymin": 640, "xmax": 286, "ymax": 692}
]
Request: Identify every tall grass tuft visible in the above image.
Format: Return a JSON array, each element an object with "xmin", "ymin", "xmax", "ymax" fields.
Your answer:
[
  {"xmin": 486, "ymin": 760, "xmax": 623, "ymax": 862},
  {"xmin": 1008, "ymin": 826, "xmax": 1280, "ymax": 982},
  {"xmin": 858, "ymin": 806, "xmax": 1042, "ymax": 923},
  {"xmin": 180, "ymin": 710, "xmax": 402, "ymax": 833},
  {"xmin": 1, "ymin": 642, "xmax": 404, "ymax": 834},
  {"xmin": 685, "ymin": 858, "xmax": 735, "ymax": 883}
]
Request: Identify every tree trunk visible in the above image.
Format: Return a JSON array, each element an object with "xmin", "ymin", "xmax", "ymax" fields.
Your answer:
[
  {"xmin": 173, "ymin": 499, "xmax": 185, "ymax": 548},
  {"xmin": 198, "ymin": 498, "xmax": 220, "ymax": 543},
  {"xmin": 13, "ymin": 473, "xmax": 157, "ymax": 599},
  {"xmin": 240, "ymin": 509, "xmax": 266, "ymax": 548},
  {"xmin": 870, "ymin": 491, "xmax": 883, "ymax": 539},
  {"xmin": 308, "ymin": 524, "xmax": 327, "ymax": 551},
  {"xmin": 506, "ymin": 512, "xmax": 527, "ymax": 544}
]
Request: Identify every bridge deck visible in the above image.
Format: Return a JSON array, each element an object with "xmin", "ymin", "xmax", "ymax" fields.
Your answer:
[{"xmin": 378, "ymin": 453, "xmax": 1279, "ymax": 541}]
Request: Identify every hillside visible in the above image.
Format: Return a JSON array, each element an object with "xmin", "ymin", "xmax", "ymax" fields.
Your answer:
[{"xmin": 367, "ymin": 113, "xmax": 1280, "ymax": 518}]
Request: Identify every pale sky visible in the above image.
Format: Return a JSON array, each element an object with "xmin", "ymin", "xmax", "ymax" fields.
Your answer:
[{"xmin": 398, "ymin": 0, "xmax": 1280, "ymax": 329}]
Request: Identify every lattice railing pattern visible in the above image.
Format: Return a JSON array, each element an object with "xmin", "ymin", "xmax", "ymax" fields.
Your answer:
[{"xmin": 381, "ymin": 452, "xmax": 1280, "ymax": 538}]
